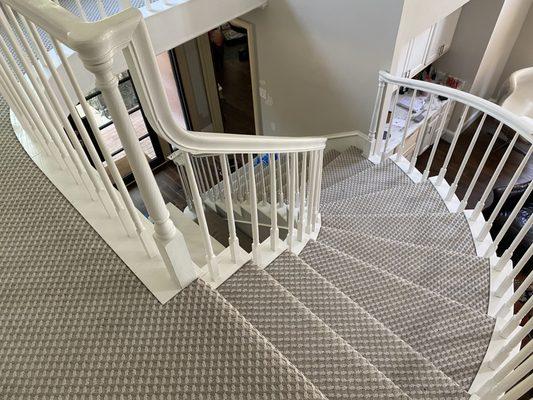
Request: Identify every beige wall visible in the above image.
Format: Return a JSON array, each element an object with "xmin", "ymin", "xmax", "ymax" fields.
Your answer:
[{"xmin": 243, "ymin": 0, "xmax": 404, "ymax": 138}]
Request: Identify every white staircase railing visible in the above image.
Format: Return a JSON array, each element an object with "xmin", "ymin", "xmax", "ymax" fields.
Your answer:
[
  {"xmin": 370, "ymin": 71, "xmax": 532, "ymax": 398},
  {"xmin": 0, "ymin": 0, "xmax": 325, "ymax": 291}
]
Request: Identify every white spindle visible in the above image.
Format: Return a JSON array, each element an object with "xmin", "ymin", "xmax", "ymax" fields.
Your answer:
[
  {"xmin": 287, "ymin": 153, "xmax": 296, "ymax": 251},
  {"xmin": 381, "ymin": 89, "xmax": 399, "ymax": 163},
  {"xmin": 489, "ymin": 316, "xmax": 533, "ymax": 369},
  {"xmin": 422, "ymin": 100, "xmax": 453, "ymax": 181},
  {"xmin": 259, "ymin": 155, "xmax": 267, "ymax": 204},
  {"xmin": 204, "ymin": 157, "xmax": 216, "ymax": 201},
  {"xmin": 499, "ymin": 294, "xmax": 532, "ymax": 338},
  {"xmin": 248, "ymin": 154, "xmax": 262, "ymax": 264},
  {"xmin": 494, "ymin": 214, "xmax": 533, "ymax": 271},
  {"xmin": 241, "ymin": 153, "xmax": 249, "ymax": 201},
  {"xmin": 192, "ymin": 158, "xmax": 206, "ymax": 194},
  {"xmin": 297, "ymin": 152, "xmax": 307, "ymax": 241},
  {"xmin": 96, "ymin": 0, "xmax": 107, "ymax": 18},
  {"xmin": 477, "ymin": 340, "xmax": 533, "ymax": 397},
  {"xmin": 312, "ymin": 150, "xmax": 324, "ymax": 232},
  {"xmin": 144, "ymin": 0, "xmax": 153, "ymax": 11},
  {"xmin": 458, "ymin": 122, "xmax": 503, "ymax": 212},
  {"xmin": 118, "ymin": 0, "xmax": 133, "ymax": 10},
  {"xmin": 435, "ymin": 105, "xmax": 470, "ymax": 186},
  {"xmin": 470, "ymin": 133, "xmax": 519, "ymax": 221},
  {"xmin": 486, "ymin": 180, "xmax": 533, "ymax": 257},
  {"xmin": 0, "ymin": 31, "xmax": 70, "ymax": 174},
  {"xmin": 477, "ymin": 146, "xmax": 532, "ymax": 242},
  {"xmin": 500, "ymin": 371, "xmax": 533, "ymax": 400},
  {"xmin": 2, "ymin": 7, "xmax": 95, "ymax": 198},
  {"xmin": 305, "ymin": 151, "xmax": 317, "ymax": 234},
  {"xmin": 277, "ymin": 154, "xmax": 285, "ymax": 205},
  {"xmin": 396, "ymin": 89, "xmax": 417, "ymax": 161},
  {"xmin": 73, "ymin": 0, "xmax": 88, "ymax": 20},
  {"xmin": 220, "ymin": 155, "xmax": 239, "ymax": 262},
  {"xmin": 445, "ymin": 113, "xmax": 487, "ymax": 201},
  {"xmin": 269, "ymin": 153, "xmax": 279, "ymax": 251},
  {"xmin": 495, "ymin": 245, "xmax": 533, "ymax": 299},
  {"xmin": 87, "ymin": 62, "xmax": 197, "ymax": 287},
  {"xmin": 408, "ymin": 94, "xmax": 435, "ymax": 174}
]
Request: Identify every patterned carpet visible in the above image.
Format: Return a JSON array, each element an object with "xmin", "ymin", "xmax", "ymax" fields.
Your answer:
[{"xmin": 0, "ymin": 89, "xmax": 495, "ymax": 399}]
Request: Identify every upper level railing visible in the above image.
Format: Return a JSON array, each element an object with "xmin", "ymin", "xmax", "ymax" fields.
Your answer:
[
  {"xmin": 370, "ymin": 71, "xmax": 532, "ymax": 399},
  {"xmin": 0, "ymin": 0, "xmax": 326, "ymax": 291}
]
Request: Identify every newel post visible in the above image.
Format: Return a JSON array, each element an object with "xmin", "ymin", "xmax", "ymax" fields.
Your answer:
[
  {"xmin": 82, "ymin": 54, "xmax": 197, "ymax": 289},
  {"xmin": 368, "ymin": 77, "xmax": 387, "ymax": 158}
]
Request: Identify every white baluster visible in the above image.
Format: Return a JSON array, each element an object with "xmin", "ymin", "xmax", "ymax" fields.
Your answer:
[
  {"xmin": 0, "ymin": 31, "xmax": 70, "ymax": 174},
  {"xmin": 396, "ymin": 89, "xmax": 417, "ymax": 161},
  {"xmin": 486, "ymin": 180, "xmax": 533, "ymax": 257},
  {"xmin": 489, "ymin": 317, "xmax": 533, "ymax": 369},
  {"xmin": 86, "ymin": 61, "xmax": 197, "ymax": 288},
  {"xmin": 96, "ymin": 0, "xmax": 107, "ymax": 18},
  {"xmin": 477, "ymin": 340, "xmax": 532, "ymax": 397},
  {"xmin": 3, "ymin": 7, "xmax": 96, "ymax": 198},
  {"xmin": 499, "ymin": 295, "xmax": 532, "ymax": 338},
  {"xmin": 259, "ymin": 155, "xmax": 268, "ymax": 204},
  {"xmin": 494, "ymin": 214, "xmax": 533, "ymax": 271},
  {"xmin": 470, "ymin": 132, "xmax": 519, "ymax": 221},
  {"xmin": 477, "ymin": 147, "xmax": 532, "ymax": 242},
  {"xmin": 312, "ymin": 150, "xmax": 324, "ymax": 232},
  {"xmin": 176, "ymin": 163, "xmax": 194, "ymax": 212},
  {"xmin": 500, "ymin": 371, "xmax": 532, "ymax": 400},
  {"xmin": 248, "ymin": 153, "xmax": 262, "ymax": 265},
  {"xmin": 408, "ymin": 94, "xmax": 435, "ymax": 174},
  {"xmin": 220, "ymin": 154, "xmax": 239, "ymax": 262},
  {"xmin": 277, "ymin": 153, "xmax": 285, "ymax": 205},
  {"xmin": 297, "ymin": 152, "xmax": 307, "ymax": 241},
  {"xmin": 435, "ymin": 105, "xmax": 470, "ymax": 186},
  {"xmin": 445, "ymin": 113, "xmax": 487, "ymax": 202},
  {"xmin": 306, "ymin": 151, "xmax": 317, "ymax": 234},
  {"xmin": 381, "ymin": 89, "xmax": 399, "ymax": 163},
  {"xmin": 495, "ymin": 245, "xmax": 533, "ymax": 300},
  {"xmin": 269, "ymin": 153, "xmax": 279, "ymax": 251},
  {"xmin": 118, "ymin": 0, "xmax": 133, "ymax": 10},
  {"xmin": 74, "ymin": 0, "xmax": 88, "ymax": 20},
  {"xmin": 287, "ymin": 153, "xmax": 297, "ymax": 251},
  {"xmin": 458, "ymin": 122, "xmax": 503, "ymax": 212},
  {"xmin": 144, "ymin": 0, "xmax": 153, "ymax": 11},
  {"xmin": 241, "ymin": 153, "xmax": 249, "ymax": 201},
  {"xmin": 422, "ymin": 100, "xmax": 453, "ymax": 181},
  {"xmin": 204, "ymin": 157, "xmax": 216, "ymax": 201}
]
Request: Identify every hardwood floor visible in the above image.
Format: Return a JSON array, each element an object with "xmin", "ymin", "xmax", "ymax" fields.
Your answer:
[{"xmin": 128, "ymin": 161, "xmax": 253, "ymax": 252}]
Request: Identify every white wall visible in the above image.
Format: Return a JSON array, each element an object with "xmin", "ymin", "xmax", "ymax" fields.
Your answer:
[
  {"xmin": 243, "ymin": 0, "xmax": 404, "ymax": 138},
  {"xmin": 497, "ymin": 3, "xmax": 533, "ymax": 96}
]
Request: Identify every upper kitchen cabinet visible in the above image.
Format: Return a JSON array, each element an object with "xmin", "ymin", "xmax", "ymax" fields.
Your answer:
[{"xmin": 425, "ymin": 9, "xmax": 462, "ymax": 65}]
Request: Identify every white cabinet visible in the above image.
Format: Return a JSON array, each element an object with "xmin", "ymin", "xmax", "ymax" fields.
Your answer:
[
  {"xmin": 425, "ymin": 9, "xmax": 461, "ymax": 65},
  {"xmin": 398, "ymin": 8, "xmax": 462, "ymax": 78}
]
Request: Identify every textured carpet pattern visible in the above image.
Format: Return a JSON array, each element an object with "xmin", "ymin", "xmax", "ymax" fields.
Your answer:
[
  {"xmin": 299, "ymin": 241, "xmax": 494, "ymax": 389},
  {"xmin": 318, "ymin": 226, "xmax": 490, "ymax": 312},
  {"xmin": 267, "ymin": 252, "xmax": 469, "ymax": 400},
  {"xmin": 321, "ymin": 146, "xmax": 374, "ymax": 188},
  {"xmin": 321, "ymin": 212, "xmax": 477, "ymax": 255},
  {"xmin": 0, "ymin": 99, "xmax": 327, "ymax": 399},
  {"xmin": 219, "ymin": 263, "xmax": 409, "ymax": 400}
]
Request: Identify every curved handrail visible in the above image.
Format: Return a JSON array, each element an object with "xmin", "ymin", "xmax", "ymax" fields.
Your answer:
[{"xmin": 379, "ymin": 71, "xmax": 533, "ymax": 141}]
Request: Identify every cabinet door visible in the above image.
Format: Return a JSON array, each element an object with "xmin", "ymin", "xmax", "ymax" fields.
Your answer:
[
  {"xmin": 405, "ymin": 27, "xmax": 432, "ymax": 77},
  {"xmin": 425, "ymin": 9, "xmax": 462, "ymax": 65}
]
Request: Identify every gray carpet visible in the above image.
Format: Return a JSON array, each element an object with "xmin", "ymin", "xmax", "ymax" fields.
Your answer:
[{"xmin": 0, "ymin": 99, "xmax": 327, "ymax": 399}]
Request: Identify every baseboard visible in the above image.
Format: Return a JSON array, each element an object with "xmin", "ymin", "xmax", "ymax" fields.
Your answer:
[{"xmin": 324, "ymin": 130, "xmax": 371, "ymax": 155}]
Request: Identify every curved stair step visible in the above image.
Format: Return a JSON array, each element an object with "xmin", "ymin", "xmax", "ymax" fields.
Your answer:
[
  {"xmin": 320, "ymin": 181, "xmax": 448, "ymax": 216},
  {"xmin": 321, "ymin": 160, "xmax": 411, "ymax": 204},
  {"xmin": 298, "ymin": 240, "xmax": 495, "ymax": 390},
  {"xmin": 318, "ymin": 226, "xmax": 490, "ymax": 313},
  {"xmin": 322, "ymin": 147, "xmax": 374, "ymax": 189},
  {"xmin": 266, "ymin": 252, "xmax": 469, "ymax": 400},
  {"xmin": 321, "ymin": 213, "xmax": 477, "ymax": 256},
  {"xmin": 219, "ymin": 262, "xmax": 410, "ymax": 400}
]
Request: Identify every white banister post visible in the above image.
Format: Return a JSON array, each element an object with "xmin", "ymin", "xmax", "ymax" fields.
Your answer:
[
  {"xmin": 422, "ymin": 100, "xmax": 453, "ymax": 181},
  {"xmin": 248, "ymin": 153, "xmax": 262, "ymax": 265},
  {"xmin": 287, "ymin": 153, "xmax": 297, "ymax": 251},
  {"xmin": 269, "ymin": 153, "xmax": 279, "ymax": 251},
  {"xmin": 306, "ymin": 151, "xmax": 317, "ymax": 235},
  {"xmin": 84, "ymin": 56, "xmax": 197, "ymax": 289},
  {"xmin": 297, "ymin": 152, "xmax": 307, "ymax": 241},
  {"xmin": 369, "ymin": 78, "xmax": 387, "ymax": 158},
  {"xmin": 220, "ymin": 154, "xmax": 239, "ymax": 262}
]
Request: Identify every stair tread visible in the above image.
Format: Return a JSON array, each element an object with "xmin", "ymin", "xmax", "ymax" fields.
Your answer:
[
  {"xmin": 320, "ymin": 181, "xmax": 448, "ymax": 216},
  {"xmin": 322, "ymin": 147, "xmax": 374, "ymax": 189},
  {"xmin": 321, "ymin": 161, "xmax": 412, "ymax": 204},
  {"xmin": 321, "ymin": 212, "xmax": 477, "ymax": 256},
  {"xmin": 266, "ymin": 252, "xmax": 469, "ymax": 400},
  {"xmin": 219, "ymin": 262, "xmax": 410, "ymax": 400},
  {"xmin": 298, "ymin": 240, "xmax": 495, "ymax": 390},
  {"xmin": 318, "ymin": 226, "xmax": 490, "ymax": 313}
]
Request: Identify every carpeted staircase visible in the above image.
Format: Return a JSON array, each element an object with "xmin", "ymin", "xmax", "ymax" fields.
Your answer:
[{"xmin": 218, "ymin": 147, "xmax": 495, "ymax": 399}]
